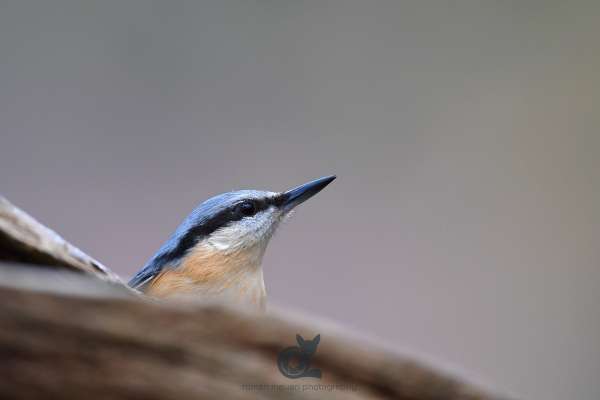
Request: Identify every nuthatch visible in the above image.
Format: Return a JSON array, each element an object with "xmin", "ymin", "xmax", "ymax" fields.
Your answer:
[{"xmin": 128, "ymin": 175, "xmax": 335, "ymax": 309}]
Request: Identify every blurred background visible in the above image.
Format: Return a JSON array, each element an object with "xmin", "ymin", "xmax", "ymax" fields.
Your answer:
[{"xmin": 1, "ymin": 1, "xmax": 598, "ymax": 399}]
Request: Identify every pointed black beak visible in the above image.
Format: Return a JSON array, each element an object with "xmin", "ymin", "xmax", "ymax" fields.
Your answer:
[{"xmin": 280, "ymin": 175, "xmax": 336, "ymax": 212}]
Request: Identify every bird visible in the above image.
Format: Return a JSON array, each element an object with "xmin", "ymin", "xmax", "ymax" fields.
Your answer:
[{"xmin": 128, "ymin": 175, "xmax": 335, "ymax": 310}]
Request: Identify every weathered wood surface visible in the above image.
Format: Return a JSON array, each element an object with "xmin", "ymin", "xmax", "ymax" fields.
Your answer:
[
  {"xmin": 0, "ymin": 196, "xmax": 121, "ymax": 283},
  {"xmin": 0, "ymin": 266, "xmax": 507, "ymax": 400},
  {"xmin": 0, "ymin": 196, "xmax": 511, "ymax": 400}
]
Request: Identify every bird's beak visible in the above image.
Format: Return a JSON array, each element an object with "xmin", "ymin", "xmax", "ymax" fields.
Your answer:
[{"xmin": 280, "ymin": 175, "xmax": 336, "ymax": 213}]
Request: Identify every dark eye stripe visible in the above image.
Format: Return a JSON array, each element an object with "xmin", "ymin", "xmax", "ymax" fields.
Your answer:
[
  {"xmin": 233, "ymin": 198, "xmax": 270, "ymax": 218},
  {"xmin": 152, "ymin": 196, "xmax": 279, "ymax": 266},
  {"xmin": 239, "ymin": 201, "xmax": 256, "ymax": 216}
]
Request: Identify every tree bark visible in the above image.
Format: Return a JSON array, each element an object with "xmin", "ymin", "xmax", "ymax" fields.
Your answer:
[
  {"xmin": 0, "ymin": 196, "xmax": 511, "ymax": 400},
  {"xmin": 0, "ymin": 196, "xmax": 121, "ymax": 283}
]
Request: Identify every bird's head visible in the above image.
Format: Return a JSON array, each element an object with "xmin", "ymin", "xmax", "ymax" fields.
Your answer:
[
  {"xmin": 129, "ymin": 175, "xmax": 336, "ymax": 292},
  {"xmin": 180, "ymin": 174, "xmax": 336, "ymax": 253}
]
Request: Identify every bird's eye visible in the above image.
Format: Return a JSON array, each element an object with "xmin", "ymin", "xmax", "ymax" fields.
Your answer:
[{"xmin": 238, "ymin": 201, "xmax": 256, "ymax": 217}]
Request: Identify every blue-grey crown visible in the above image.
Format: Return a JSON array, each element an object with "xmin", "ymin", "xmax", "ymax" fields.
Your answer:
[
  {"xmin": 128, "ymin": 175, "xmax": 336, "ymax": 290},
  {"xmin": 128, "ymin": 190, "xmax": 280, "ymax": 289}
]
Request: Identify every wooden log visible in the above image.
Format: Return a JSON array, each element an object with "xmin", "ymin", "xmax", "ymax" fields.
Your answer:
[
  {"xmin": 0, "ymin": 264, "xmax": 508, "ymax": 400},
  {"xmin": 0, "ymin": 196, "xmax": 121, "ymax": 283},
  {"xmin": 0, "ymin": 196, "xmax": 512, "ymax": 399}
]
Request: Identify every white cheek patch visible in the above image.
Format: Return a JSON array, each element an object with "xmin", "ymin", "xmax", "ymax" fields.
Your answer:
[
  {"xmin": 205, "ymin": 207, "xmax": 283, "ymax": 253},
  {"xmin": 207, "ymin": 234, "xmax": 234, "ymax": 251}
]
